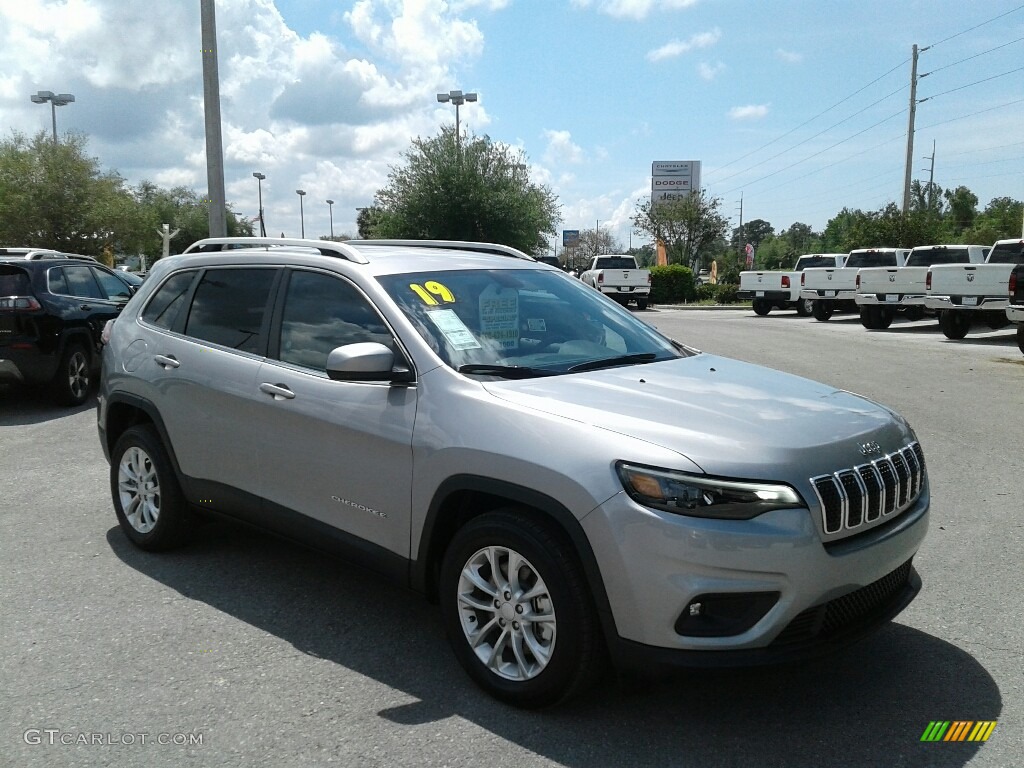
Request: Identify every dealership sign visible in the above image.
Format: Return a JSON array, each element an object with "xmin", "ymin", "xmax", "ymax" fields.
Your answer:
[
  {"xmin": 562, "ymin": 229, "xmax": 580, "ymax": 247},
  {"xmin": 651, "ymin": 160, "xmax": 700, "ymax": 206}
]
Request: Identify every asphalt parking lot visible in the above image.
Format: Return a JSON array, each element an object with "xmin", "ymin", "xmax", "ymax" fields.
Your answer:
[{"xmin": 1, "ymin": 307, "xmax": 1021, "ymax": 768}]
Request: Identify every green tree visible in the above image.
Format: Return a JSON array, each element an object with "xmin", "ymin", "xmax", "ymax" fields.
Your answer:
[
  {"xmin": 733, "ymin": 218, "xmax": 774, "ymax": 251},
  {"xmin": 368, "ymin": 126, "xmax": 560, "ymax": 256},
  {"xmin": 132, "ymin": 182, "xmax": 253, "ymax": 261},
  {"xmin": 632, "ymin": 189, "xmax": 729, "ymax": 271},
  {"xmin": 942, "ymin": 185, "xmax": 979, "ymax": 236},
  {"xmin": 962, "ymin": 197, "xmax": 1023, "ymax": 244}
]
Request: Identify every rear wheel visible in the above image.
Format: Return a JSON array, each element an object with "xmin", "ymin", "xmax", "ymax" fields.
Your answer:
[
  {"xmin": 859, "ymin": 307, "xmax": 879, "ymax": 329},
  {"xmin": 752, "ymin": 298, "xmax": 771, "ymax": 316},
  {"xmin": 795, "ymin": 298, "xmax": 814, "ymax": 317},
  {"xmin": 812, "ymin": 301, "xmax": 833, "ymax": 321},
  {"xmin": 51, "ymin": 342, "xmax": 91, "ymax": 406},
  {"xmin": 983, "ymin": 311, "xmax": 1010, "ymax": 330},
  {"xmin": 110, "ymin": 425, "xmax": 192, "ymax": 551},
  {"xmin": 636, "ymin": 298, "xmax": 648, "ymax": 310},
  {"xmin": 876, "ymin": 307, "xmax": 894, "ymax": 329},
  {"xmin": 439, "ymin": 509, "xmax": 604, "ymax": 708},
  {"xmin": 939, "ymin": 310, "xmax": 971, "ymax": 340}
]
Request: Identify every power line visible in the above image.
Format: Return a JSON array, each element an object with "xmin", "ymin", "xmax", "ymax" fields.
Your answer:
[
  {"xmin": 921, "ymin": 36, "xmax": 1024, "ymax": 77},
  {"xmin": 923, "ymin": 3, "xmax": 1024, "ymax": 50},
  {"xmin": 917, "ymin": 97, "xmax": 1024, "ymax": 130},
  {"xmin": 919, "ymin": 67, "xmax": 1024, "ymax": 103}
]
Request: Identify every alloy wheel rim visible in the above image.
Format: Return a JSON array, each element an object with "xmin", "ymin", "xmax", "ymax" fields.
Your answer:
[
  {"xmin": 118, "ymin": 446, "xmax": 160, "ymax": 533},
  {"xmin": 68, "ymin": 351, "xmax": 88, "ymax": 400},
  {"xmin": 456, "ymin": 545, "xmax": 556, "ymax": 681}
]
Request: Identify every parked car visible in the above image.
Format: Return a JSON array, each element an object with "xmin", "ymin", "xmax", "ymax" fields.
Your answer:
[
  {"xmin": 854, "ymin": 244, "xmax": 989, "ymax": 329},
  {"xmin": 579, "ymin": 254, "xmax": 652, "ymax": 309},
  {"xmin": 739, "ymin": 253, "xmax": 847, "ymax": 316},
  {"xmin": 801, "ymin": 248, "xmax": 910, "ymax": 321},
  {"xmin": 0, "ymin": 250, "xmax": 138, "ymax": 404},
  {"xmin": 98, "ymin": 236, "xmax": 929, "ymax": 708},
  {"xmin": 924, "ymin": 238, "xmax": 1024, "ymax": 339}
]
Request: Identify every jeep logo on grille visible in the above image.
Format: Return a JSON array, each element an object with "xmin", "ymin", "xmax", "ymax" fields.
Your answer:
[{"xmin": 859, "ymin": 441, "xmax": 882, "ymax": 456}]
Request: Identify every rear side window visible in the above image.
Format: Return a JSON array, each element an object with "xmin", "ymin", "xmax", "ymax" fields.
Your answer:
[
  {"xmin": 60, "ymin": 265, "xmax": 104, "ymax": 298},
  {"xmin": 184, "ymin": 268, "xmax": 277, "ymax": 353},
  {"xmin": 141, "ymin": 271, "xmax": 198, "ymax": 330},
  {"xmin": 276, "ymin": 270, "xmax": 393, "ymax": 372}
]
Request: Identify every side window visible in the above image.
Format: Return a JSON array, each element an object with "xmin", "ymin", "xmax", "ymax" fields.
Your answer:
[
  {"xmin": 184, "ymin": 268, "xmax": 277, "ymax": 353},
  {"xmin": 277, "ymin": 270, "xmax": 393, "ymax": 372},
  {"xmin": 47, "ymin": 268, "xmax": 70, "ymax": 295},
  {"xmin": 141, "ymin": 271, "xmax": 198, "ymax": 330},
  {"xmin": 61, "ymin": 266, "xmax": 104, "ymax": 299},
  {"xmin": 92, "ymin": 267, "xmax": 132, "ymax": 300}
]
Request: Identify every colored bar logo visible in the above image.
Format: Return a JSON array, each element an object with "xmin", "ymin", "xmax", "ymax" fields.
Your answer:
[{"xmin": 921, "ymin": 721, "xmax": 997, "ymax": 742}]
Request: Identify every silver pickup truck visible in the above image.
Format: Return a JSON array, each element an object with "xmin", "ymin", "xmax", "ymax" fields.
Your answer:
[
  {"xmin": 924, "ymin": 238, "xmax": 1024, "ymax": 339},
  {"xmin": 855, "ymin": 244, "xmax": 989, "ymax": 329}
]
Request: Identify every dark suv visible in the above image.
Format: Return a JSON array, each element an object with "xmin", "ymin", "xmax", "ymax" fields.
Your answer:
[{"xmin": 0, "ymin": 249, "xmax": 138, "ymax": 405}]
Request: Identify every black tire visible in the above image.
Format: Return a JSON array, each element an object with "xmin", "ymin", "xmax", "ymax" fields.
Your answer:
[
  {"xmin": 636, "ymin": 298, "xmax": 648, "ymax": 310},
  {"xmin": 439, "ymin": 508, "xmax": 604, "ymax": 708},
  {"xmin": 1017, "ymin": 324, "xmax": 1024, "ymax": 355},
  {"xmin": 812, "ymin": 300, "xmax": 833, "ymax": 321},
  {"xmin": 983, "ymin": 311, "xmax": 1010, "ymax": 330},
  {"xmin": 939, "ymin": 310, "xmax": 971, "ymax": 340},
  {"xmin": 795, "ymin": 298, "xmax": 813, "ymax": 317},
  {"xmin": 752, "ymin": 298, "xmax": 771, "ymax": 316},
  {"xmin": 859, "ymin": 307, "xmax": 878, "ymax": 329},
  {"xmin": 51, "ymin": 342, "xmax": 91, "ymax": 406},
  {"xmin": 904, "ymin": 306, "xmax": 926, "ymax": 322},
  {"xmin": 110, "ymin": 425, "xmax": 192, "ymax": 551},
  {"xmin": 876, "ymin": 307, "xmax": 894, "ymax": 329}
]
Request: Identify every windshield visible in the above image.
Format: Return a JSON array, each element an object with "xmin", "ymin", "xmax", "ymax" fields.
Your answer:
[
  {"xmin": 906, "ymin": 248, "xmax": 972, "ymax": 267},
  {"xmin": 376, "ymin": 268, "xmax": 686, "ymax": 377},
  {"xmin": 987, "ymin": 242, "xmax": 1024, "ymax": 265},
  {"xmin": 847, "ymin": 251, "xmax": 900, "ymax": 268}
]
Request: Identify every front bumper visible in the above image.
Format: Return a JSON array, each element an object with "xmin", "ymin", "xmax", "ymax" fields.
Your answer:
[{"xmin": 581, "ymin": 485, "xmax": 928, "ymax": 665}]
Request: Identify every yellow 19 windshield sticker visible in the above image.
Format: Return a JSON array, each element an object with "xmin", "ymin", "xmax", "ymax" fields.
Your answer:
[
  {"xmin": 410, "ymin": 281, "xmax": 455, "ymax": 305},
  {"xmin": 426, "ymin": 309, "xmax": 481, "ymax": 350}
]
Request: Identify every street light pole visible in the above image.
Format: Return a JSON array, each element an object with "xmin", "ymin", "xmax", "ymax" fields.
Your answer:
[
  {"xmin": 326, "ymin": 199, "xmax": 334, "ymax": 239},
  {"xmin": 252, "ymin": 172, "xmax": 266, "ymax": 237},
  {"xmin": 295, "ymin": 190, "xmax": 306, "ymax": 238},
  {"xmin": 436, "ymin": 89, "xmax": 477, "ymax": 145},
  {"xmin": 29, "ymin": 91, "xmax": 75, "ymax": 144}
]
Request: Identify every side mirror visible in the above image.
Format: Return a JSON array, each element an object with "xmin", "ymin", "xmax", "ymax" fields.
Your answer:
[{"xmin": 326, "ymin": 342, "xmax": 413, "ymax": 383}]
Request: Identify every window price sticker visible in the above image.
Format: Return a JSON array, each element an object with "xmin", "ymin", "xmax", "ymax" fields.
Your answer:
[
  {"xmin": 479, "ymin": 285, "xmax": 519, "ymax": 350},
  {"xmin": 426, "ymin": 309, "xmax": 481, "ymax": 350}
]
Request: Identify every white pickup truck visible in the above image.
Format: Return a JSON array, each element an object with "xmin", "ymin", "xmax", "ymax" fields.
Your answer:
[
  {"xmin": 1007, "ymin": 263, "xmax": 1024, "ymax": 355},
  {"xmin": 738, "ymin": 253, "xmax": 847, "ymax": 316},
  {"xmin": 580, "ymin": 254, "xmax": 652, "ymax": 309},
  {"xmin": 801, "ymin": 248, "xmax": 910, "ymax": 321},
  {"xmin": 854, "ymin": 244, "xmax": 989, "ymax": 329},
  {"xmin": 924, "ymin": 238, "xmax": 1024, "ymax": 339}
]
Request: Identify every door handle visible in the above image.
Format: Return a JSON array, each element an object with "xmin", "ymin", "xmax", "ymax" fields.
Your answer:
[
  {"xmin": 80, "ymin": 304, "xmax": 92, "ymax": 310},
  {"xmin": 259, "ymin": 383, "xmax": 295, "ymax": 400},
  {"xmin": 154, "ymin": 354, "xmax": 180, "ymax": 369}
]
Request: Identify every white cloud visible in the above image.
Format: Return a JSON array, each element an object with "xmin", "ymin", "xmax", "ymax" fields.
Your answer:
[
  {"xmin": 543, "ymin": 129, "xmax": 586, "ymax": 165},
  {"xmin": 729, "ymin": 104, "xmax": 770, "ymax": 120},
  {"xmin": 697, "ymin": 61, "xmax": 725, "ymax": 80},
  {"xmin": 647, "ymin": 28, "xmax": 720, "ymax": 62},
  {"xmin": 776, "ymin": 48, "xmax": 803, "ymax": 63},
  {"xmin": 572, "ymin": 0, "xmax": 700, "ymax": 21}
]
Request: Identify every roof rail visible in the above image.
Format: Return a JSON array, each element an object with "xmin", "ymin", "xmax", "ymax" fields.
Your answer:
[
  {"xmin": 352, "ymin": 239, "xmax": 535, "ymax": 261},
  {"xmin": 183, "ymin": 237, "xmax": 369, "ymax": 264},
  {"xmin": 27, "ymin": 252, "xmax": 97, "ymax": 261}
]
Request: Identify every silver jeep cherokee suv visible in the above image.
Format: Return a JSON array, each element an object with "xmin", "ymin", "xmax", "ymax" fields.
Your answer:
[{"xmin": 98, "ymin": 237, "xmax": 929, "ymax": 708}]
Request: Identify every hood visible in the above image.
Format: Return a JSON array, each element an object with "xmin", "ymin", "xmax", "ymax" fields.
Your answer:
[{"xmin": 482, "ymin": 354, "xmax": 912, "ymax": 482}]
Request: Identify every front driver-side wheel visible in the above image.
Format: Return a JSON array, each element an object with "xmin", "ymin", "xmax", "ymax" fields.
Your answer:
[
  {"xmin": 110, "ymin": 425, "xmax": 191, "ymax": 551},
  {"xmin": 795, "ymin": 298, "xmax": 813, "ymax": 317},
  {"xmin": 439, "ymin": 509, "xmax": 604, "ymax": 708},
  {"xmin": 52, "ymin": 342, "xmax": 91, "ymax": 406}
]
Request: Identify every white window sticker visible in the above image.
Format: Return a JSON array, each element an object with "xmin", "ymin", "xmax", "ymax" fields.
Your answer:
[
  {"xmin": 527, "ymin": 318, "xmax": 547, "ymax": 332},
  {"xmin": 479, "ymin": 285, "xmax": 519, "ymax": 350},
  {"xmin": 426, "ymin": 309, "xmax": 481, "ymax": 350}
]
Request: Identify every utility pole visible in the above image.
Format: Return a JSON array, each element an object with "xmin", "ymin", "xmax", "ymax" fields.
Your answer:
[
  {"xmin": 200, "ymin": 0, "xmax": 227, "ymax": 237},
  {"xmin": 901, "ymin": 44, "xmax": 919, "ymax": 215},
  {"xmin": 735, "ymin": 193, "xmax": 744, "ymax": 258},
  {"xmin": 921, "ymin": 139, "xmax": 936, "ymax": 209}
]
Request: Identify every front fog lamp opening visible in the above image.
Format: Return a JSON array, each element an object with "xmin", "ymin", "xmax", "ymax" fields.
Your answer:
[{"xmin": 616, "ymin": 463, "xmax": 804, "ymax": 520}]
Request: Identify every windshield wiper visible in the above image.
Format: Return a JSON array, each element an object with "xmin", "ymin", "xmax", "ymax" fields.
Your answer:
[
  {"xmin": 457, "ymin": 364, "xmax": 553, "ymax": 379},
  {"xmin": 566, "ymin": 353, "xmax": 659, "ymax": 373}
]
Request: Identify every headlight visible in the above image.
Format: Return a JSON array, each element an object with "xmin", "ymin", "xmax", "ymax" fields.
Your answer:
[{"xmin": 616, "ymin": 462, "xmax": 805, "ymax": 520}]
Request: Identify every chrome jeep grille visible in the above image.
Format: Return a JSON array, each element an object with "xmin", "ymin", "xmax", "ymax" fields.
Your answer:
[{"xmin": 811, "ymin": 442, "xmax": 925, "ymax": 536}]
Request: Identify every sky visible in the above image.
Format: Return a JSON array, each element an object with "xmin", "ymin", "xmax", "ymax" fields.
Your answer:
[{"xmin": 1, "ymin": 0, "xmax": 1021, "ymax": 254}]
